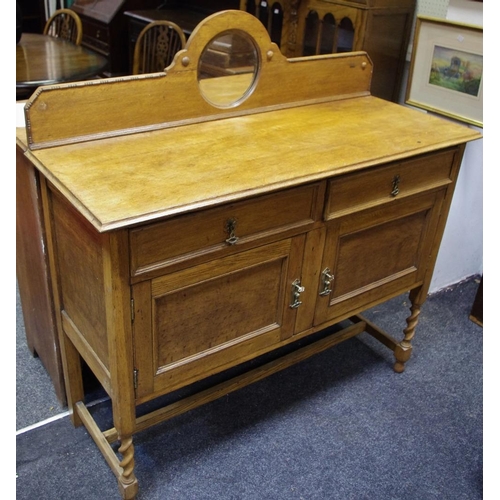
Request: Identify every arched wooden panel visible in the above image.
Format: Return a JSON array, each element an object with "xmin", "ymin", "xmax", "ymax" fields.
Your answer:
[
  {"xmin": 303, "ymin": 10, "xmax": 319, "ymax": 56},
  {"xmin": 319, "ymin": 13, "xmax": 335, "ymax": 55},
  {"xmin": 337, "ymin": 17, "xmax": 355, "ymax": 53}
]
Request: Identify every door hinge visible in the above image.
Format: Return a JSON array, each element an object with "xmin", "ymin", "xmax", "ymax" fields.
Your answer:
[
  {"xmin": 130, "ymin": 298, "xmax": 135, "ymax": 322},
  {"xmin": 133, "ymin": 368, "xmax": 139, "ymax": 390}
]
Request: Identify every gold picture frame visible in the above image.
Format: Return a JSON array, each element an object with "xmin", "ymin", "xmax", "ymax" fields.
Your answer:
[{"xmin": 406, "ymin": 16, "xmax": 483, "ymax": 127}]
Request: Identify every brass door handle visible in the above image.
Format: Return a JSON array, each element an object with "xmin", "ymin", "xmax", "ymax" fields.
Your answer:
[
  {"xmin": 290, "ymin": 279, "xmax": 305, "ymax": 309},
  {"xmin": 319, "ymin": 267, "xmax": 334, "ymax": 296}
]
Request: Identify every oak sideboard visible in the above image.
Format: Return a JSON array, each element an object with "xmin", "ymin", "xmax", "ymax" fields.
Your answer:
[{"xmin": 16, "ymin": 10, "xmax": 482, "ymax": 499}]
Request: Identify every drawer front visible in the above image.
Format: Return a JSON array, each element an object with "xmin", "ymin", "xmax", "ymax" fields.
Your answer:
[
  {"xmin": 130, "ymin": 183, "xmax": 324, "ymax": 279},
  {"xmin": 81, "ymin": 18, "xmax": 110, "ymax": 54},
  {"xmin": 325, "ymin": 149, "xmax": 456, "ymax": 219}
]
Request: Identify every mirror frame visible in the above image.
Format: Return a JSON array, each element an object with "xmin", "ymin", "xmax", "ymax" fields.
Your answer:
[{"xmin": 197, "ymin": 29, "xmax": 261, "ymax": 109}]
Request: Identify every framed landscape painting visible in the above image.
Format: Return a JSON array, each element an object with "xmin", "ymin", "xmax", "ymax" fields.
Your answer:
[{"xmin": 406, "ymin": 16, "xmax": 483, "ymax": 127}]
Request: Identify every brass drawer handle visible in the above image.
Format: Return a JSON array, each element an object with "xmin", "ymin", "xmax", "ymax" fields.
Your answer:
[
  {"xmin": 319, "ymin": 267, "xmax": 334, "ymax": 296},
  {"xmin": 290, "ymin": 279, "xmax": 305, "ymax": 309},
  {"xmin": 224, "ymin": 218, "xmax": 239, "ymax": 245},
  {"xmin": 391, "ymin": 175, "xmax": 400, "ymax": 197}
]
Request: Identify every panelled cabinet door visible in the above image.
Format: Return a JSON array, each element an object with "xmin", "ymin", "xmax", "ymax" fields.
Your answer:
[
  {"xmin": 132, "ymin": 236, "xmax": 305, "ymax": 403},
  {"xmin": 314, "ymin": 191, "xmax": 445, "ymax": 325}
]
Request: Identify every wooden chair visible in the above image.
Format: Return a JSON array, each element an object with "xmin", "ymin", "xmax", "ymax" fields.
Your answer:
[
  {"xmin": 133, "ymin": 21, "xmax": 187, "ymax": 75},
  {"xmin": 44, "ymin": 8, "xmax": 83, "ymax": 45}
]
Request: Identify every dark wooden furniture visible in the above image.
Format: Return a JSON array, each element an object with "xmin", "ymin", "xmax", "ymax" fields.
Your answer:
[
  {"xmin": 16, "ymin": 33, "xmax": 108, "ymax": 100},
  {"xmin": 309, "ymin": 0, "xmax": 416, "ymax": 102},
  {"xmin": 16, "ymin": 11, "xmax": 481, "ymax": 499},
  {"xmin": 124, "ymin": 1, "xmax": 238, "ymax": 73},
  {"xmin": 16, "ymin": 139, "xmax": 65, "ymax": 403},
  {"xmin": 241, "ymin": 0, "xmax": 416, "ymax": 102},
  {"xmin": 71, "ymin": 0, "xmax": 160, "ymax": 76},
  {"xmin": 17, "ymin": 0, "xmax": 45, "ymax": 34},
  {"xmin": 469, "ymin": 276, "xmax": 483, "ymax": 326}
]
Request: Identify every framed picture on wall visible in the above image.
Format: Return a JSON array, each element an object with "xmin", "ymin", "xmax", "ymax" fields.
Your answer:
[{"xmin": 406, "ymin": 16, "xmax": 483, "ymax": 127}]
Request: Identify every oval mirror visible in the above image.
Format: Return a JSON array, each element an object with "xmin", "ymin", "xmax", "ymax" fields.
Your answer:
[{"xmin": 198, "ymin": 29, "xmax": 259, "ymax": 108}]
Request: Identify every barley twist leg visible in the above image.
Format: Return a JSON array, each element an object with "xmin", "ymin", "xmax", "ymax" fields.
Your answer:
[
  {"xmin": 394, "ymin": 298, "xmax": 422, "ymax": 373},
  {"xmin": 117, "ymin": 436, "xmax": 138, "ymax": 499}
]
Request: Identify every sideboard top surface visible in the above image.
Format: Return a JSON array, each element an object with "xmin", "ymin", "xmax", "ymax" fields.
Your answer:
[
  {"xmin": 16, "ymin": 94, "xmax": 481, "ymax": 232},
  {"xmin": 16, "ymin": 10, "xmax": 482, "ymax": 232}
]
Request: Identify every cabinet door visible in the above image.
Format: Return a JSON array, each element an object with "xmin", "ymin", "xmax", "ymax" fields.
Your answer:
[
  {"xmin": 132, "ymin": 237, "xmax": 304, "ymax": 403},
  {"xmin": 314, "ymin": 191, "xmax": 444, "ymax": 326}
]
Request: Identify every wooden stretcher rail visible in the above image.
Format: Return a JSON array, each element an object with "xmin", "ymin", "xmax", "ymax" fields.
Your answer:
[{"xmin": 98, "ymin": 319, "xmax": 368, "ymax": 444}]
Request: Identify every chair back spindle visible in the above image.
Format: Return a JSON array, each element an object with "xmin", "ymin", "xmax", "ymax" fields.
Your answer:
[
  {"xmin": 44, "ymin": 8, "xmax": 83, "ymax": 45},
  {"xmin": 133, "ymin": 21, "xmax": 187, "ymax": 75}
]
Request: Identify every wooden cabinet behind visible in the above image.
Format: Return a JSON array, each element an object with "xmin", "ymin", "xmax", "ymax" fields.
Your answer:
[
  {"xmin": 242, "ymin": 0, "xmax": 416, "ymax": 101},
  {"xmin": 71, "ymin": 0, "xmax": 160, "ymax": 76}
]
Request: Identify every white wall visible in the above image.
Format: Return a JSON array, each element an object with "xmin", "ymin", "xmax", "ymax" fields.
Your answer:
[
  {"xmin": 430, "ymin": 131, "xmax": 483, "ymax": 291},
  {"xmin": 446, "ymin": 0, "xmax": 483, "ymax": 26},
  {"xmin": 404, "ymin": 0, "xmax": 484, "ymax": 293}
]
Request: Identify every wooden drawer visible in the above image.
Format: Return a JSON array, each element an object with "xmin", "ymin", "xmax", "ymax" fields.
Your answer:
[
  {"xmin": 81, "ymin": 18, "xmax": 110, "ymax": 55},
  {"xmin": 325, "ymin": 149, "xmax": 456, "ymax": 220},
  {"xmin": 130, "ymin": 183, "xmax": 324, "ymax": 279}
]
